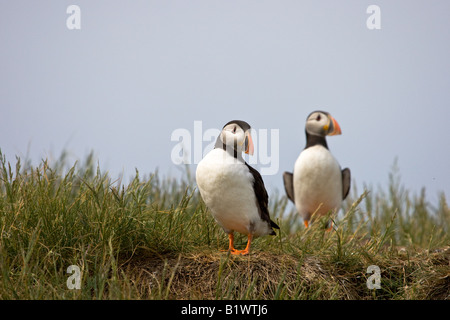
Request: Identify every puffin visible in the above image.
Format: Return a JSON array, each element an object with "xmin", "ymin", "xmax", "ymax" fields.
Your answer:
[
  {"xmin": 196, "ymin": 120, "xmax": 279, "ymax": 255},
  {"xmin": 283, "ymin": 111, "xmax": 351, "ymax": 228}
]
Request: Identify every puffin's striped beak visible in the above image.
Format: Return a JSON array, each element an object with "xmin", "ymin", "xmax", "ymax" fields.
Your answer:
[
  {"xmin": 245, "ymin": 132, "xmax": 254, "ymax": 155},
  {"xmin": 327, "ymin": 116, "xmax": 342, "ymax": 136}
]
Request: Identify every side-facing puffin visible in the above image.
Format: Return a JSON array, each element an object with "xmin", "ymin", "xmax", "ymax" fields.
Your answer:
[
  {"xmin": 196, "ymin": 120, "xmax": 279, "ymax": 255},
  {"xmin": 283, "ymin": 111, "xmax": 351, "ymax": 228}
]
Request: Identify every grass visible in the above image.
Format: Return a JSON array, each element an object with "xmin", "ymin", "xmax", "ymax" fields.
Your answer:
[{"xmin": 0, "ymin": 150, "xmax": 448, "ymax": 299}]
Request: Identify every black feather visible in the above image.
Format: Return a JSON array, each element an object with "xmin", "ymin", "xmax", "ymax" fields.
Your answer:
[
  {"xmin": 305, "ymin": 131, "xmax": 328, "ymax": 149},
  {"xmin": 245, "ymin": 162, "xmax": 280, "ymax": 234},
  {"xmin": 283, "ymin": 171, "xmax": 295, "ymax": 203},
  {"xmin": 342, "ymin": 168, "xmax": 351, "ymax": 200}
]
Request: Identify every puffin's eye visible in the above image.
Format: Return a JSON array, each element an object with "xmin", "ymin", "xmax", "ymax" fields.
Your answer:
[
  {"xmin": 232, "ymin": 126, "xmax": 237, "ymax": 133},
  {"xmin": 316, "ymin": 114, "xmax": 321, "ymax": 121}
]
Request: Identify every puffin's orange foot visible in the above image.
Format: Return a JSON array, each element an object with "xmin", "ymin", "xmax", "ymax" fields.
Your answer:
[
  {"xmin": 237, "ymin": 249, "xmax": 250, "ymax": 256},
  {"xmin": 304, "ymin": 220, "xmax": 309, "ymax": 228},
  {"xmin": 224, "ymin": 233, "xmax": 253, "ymax": 256},
  {"xmin": 325, "ymin": 221, "xmax": 334, "ymax": 232},
  {"xmin": 223, "ymin": 233, "xmax": 240, "ymax": 254},
  {"xmin": 229, "ymin": 249, "xmax": 249, "ymax": 255},
  {"xmin": 220, "ymin": 248, "xmax": 239, "ymax": 254},
  {"xmin": 236, "ymin": 234, "xmax": 253, "ymax": 256}
]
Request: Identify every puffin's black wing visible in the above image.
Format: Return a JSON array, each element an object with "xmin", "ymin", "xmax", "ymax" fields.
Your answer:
[
  {"xmin": 283, "ymin": 171, "xmax": 295, "ymax": 203},
  {"xmin": 342, "ymin": 168, "xmax": 351, "ymax": 200},
  {"xmin": 245, "ymin": 163, "xmax": 280, "ymax": 233}
]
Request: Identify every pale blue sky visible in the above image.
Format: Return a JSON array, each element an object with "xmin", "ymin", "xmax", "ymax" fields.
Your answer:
[{"xmin": 1, "ymin": 1, "xmax": 449, "ymax": 206}]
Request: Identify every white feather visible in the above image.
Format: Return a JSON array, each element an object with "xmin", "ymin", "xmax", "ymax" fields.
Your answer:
[
  {"xmin": 196, "ymin": 148, "xmax": 272, "ymax": 237},
  {"xmin": 293, "ymin": 145, "xmax": 342, "ymax": 221}
]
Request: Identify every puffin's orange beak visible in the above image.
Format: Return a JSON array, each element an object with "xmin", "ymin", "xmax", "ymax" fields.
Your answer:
[
  {"xmin": 245, "ymin": 132, "xmax": 254, "ymax": 155},
  {"xmin": 327, "ymin": 116, "xmax": 342, "ymax": 136}
]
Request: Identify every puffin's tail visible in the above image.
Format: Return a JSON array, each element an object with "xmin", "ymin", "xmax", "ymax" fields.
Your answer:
[{"xmin": 269, "ymin": 220, "xmax": 280, "ymax": 235}]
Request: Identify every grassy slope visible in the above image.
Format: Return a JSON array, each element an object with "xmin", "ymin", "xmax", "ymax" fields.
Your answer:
[{"xmin": 0, "ymin": 151, "xmax": 448, "ymax": 299}]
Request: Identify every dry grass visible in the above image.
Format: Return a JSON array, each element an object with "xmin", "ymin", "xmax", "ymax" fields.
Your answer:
[{"xmin": 119, "ymin": 245, "xmax": 449, "ymax": 300}]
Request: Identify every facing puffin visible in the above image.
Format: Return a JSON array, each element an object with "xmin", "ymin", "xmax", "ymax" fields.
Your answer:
[
  {"xmin": 196, "ymin": 120, "xmax": 279, "ymax": 255},
  {"xmin": 283, "ymin": 111, "xmax": 351, "ymax": 228}
]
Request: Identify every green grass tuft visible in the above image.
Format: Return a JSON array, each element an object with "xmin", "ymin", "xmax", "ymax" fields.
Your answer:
[{"xmin": 0, "ymin": 150, "xmax": 448, "ymax": 299}]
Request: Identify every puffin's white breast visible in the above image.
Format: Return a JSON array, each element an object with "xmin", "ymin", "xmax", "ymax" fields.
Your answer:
[
  {"xmin": 293, "ymin": 145, "xmax": 342, "ymax": 220},
  {"xmin": 196, "ymin": 148, "xmax": 271, "ymax": 236}
]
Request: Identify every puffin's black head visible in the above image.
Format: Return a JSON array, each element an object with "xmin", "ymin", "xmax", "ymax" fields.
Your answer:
[
  {"xmin": 304, "ymin": 111, "xmax": 342, "ymax": 149},
  {"xmin": 222, "ymin": 120, "xmax": 251, "ymax": 132},
  {"xmin": 215, "ymin": 120, "xmax": 254, "ymax": 155},
  {"xmin": 305, "ymin": 110, "xmax": 342, "ymax": 137}
]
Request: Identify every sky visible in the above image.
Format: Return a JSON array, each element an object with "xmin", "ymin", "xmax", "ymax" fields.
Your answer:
[{"xmin": 1, "ymin": 1, "xmax": 449, "ymax": 207}]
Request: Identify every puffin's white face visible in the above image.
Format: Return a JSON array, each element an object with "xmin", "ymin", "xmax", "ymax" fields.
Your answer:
[
  {"xmin": 220, "ymin": 122, "xmax": 254, "ymax": 155},
  {"xmin": 305, "ymin": 111, "xmax": 342, "ymax": 137}
]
